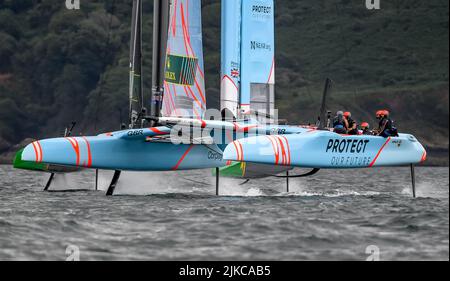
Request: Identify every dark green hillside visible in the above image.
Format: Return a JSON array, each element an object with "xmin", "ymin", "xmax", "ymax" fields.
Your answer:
[
  {"xmin": 272, "ymin": 0, "xmax": 449, "ymax": 165},
  {"xmin": 0, "ymin": 0, "xmax": 448, "ymax": 164}
]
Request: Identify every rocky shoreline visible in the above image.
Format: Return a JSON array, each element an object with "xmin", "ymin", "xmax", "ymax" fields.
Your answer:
[{"xmin": 0, "ymin": 138, "xmax": 36, "ymax": 165}]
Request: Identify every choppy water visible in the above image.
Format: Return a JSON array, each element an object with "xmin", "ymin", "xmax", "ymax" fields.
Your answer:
[{"xmin": 0, "ymin": 165, "xmax": 448, "ymax": 261}]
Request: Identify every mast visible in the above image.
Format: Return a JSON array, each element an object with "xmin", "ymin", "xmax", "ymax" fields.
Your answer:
[
  {"xmin": 129, "ymin": 0, "xmax": 144, "ymax": 129},
  {"xmin": 318, "ymin": 78, "xmax": 333, "ymax": 129},
  {"xmin": 150, "ymin": 0, "xmax": 170, "ymax": 122}
]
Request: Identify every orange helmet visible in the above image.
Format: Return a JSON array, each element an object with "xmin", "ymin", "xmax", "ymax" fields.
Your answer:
[
  {"xmin": 383, "ymin": 110, "xmax": 390, "ymax": 117},
  {"xmin": 376, "ymin": 110, "xmax": 384, "ymax": 118},
  {"xmin": 344, "ymin": 111, "xmax": 352, "ymax": 118},
  {"xmin": 361, "ymin": 122, "xmax": 369, "ymax": 129}
]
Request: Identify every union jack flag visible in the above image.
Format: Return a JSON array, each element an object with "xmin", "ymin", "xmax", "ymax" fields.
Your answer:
[{"xmin": 231, "ymin": 68, "xmax": 240, "ymax": 78}]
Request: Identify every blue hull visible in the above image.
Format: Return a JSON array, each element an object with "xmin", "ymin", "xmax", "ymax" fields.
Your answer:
[
  {"xmin": 223, "ymin": 131, "xmax": 427, "ymax": 169},
  {"xmin": 22, "ymin": 130, "xmax": 225, "ymax": 171},
  {"xmin": 21, "ymin": 125, "xmax": 427, "ymax": 172}
]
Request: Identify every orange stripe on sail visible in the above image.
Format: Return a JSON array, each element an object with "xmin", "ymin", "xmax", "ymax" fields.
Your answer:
[
  {"xmin": 179, "ymin": 1, "xmax": 206, "ymax": 108},
  {"xmin": 162, "ymin": 93, "xmax": 170, "ymax": 115},
  {"xmin": 172, "ymin": 84, "xmax": 180, "ymax": 115},
  {"xmin": 180, "ymin": 3, "xmax": 191, "ymax": 56},
  {"xmin": 194, "ymin": 72, "xmax": 206, "ymax": 105},
  {"xmin": 193, "ymin": 107, "xmax": 201, "ymax": 120},
  {"xmin": 186, "ymin": 86, "xmax": 203, "ymax": 109},
  {"xmin": 183, "ymin": 86, "xmax": 201, "ymax": 119},
  {"xmin": 164, "ymin": 82, "xmax": 175, "ymax": 114},
  {"xmin": 197, "ymin": 65, "xmax": 204, "ymax": 79},
  {"xmin": 171, "ymin": 0, "xmax": 178, "ymax": 36},
  {"xmin": 162, "ymin": 83, "xmax": 170, "ymax": 115}
]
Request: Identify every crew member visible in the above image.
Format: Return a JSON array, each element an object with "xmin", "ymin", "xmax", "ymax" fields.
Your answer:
[
  {"xmin": 376, "ymin": 110, "xmax": 398, "ymax": 137},
  {"xmin": 333, "ymin": 111, "xmax": 348, "ymax": 134},
  {"xmin": 360, "ymin": 122, "xmax": 371, "ymax": 135},
  {"xmin": 344, "ymin": 111, "xmax": 358, "ymax": 135}
]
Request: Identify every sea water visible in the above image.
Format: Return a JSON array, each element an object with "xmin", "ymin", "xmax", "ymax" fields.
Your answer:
[{"xmin": 0, "ymin": 165, "xmax": 448, "ymax": 260}]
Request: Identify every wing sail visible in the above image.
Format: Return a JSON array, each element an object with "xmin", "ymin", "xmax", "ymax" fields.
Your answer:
[
  {"xmin": 241, "ymin": 0, "xmax": 275, "ymax": 116},
  {"xmin": 220, "ymin": 0, "xmax": 275, "ymax": 119},
  {"xmin": 220, "ymin": 0, "xmax": 242, "ymax": 118},
  {"xmin": 162, "ymin": 0, "xmax": 206, "ymax": 119}
]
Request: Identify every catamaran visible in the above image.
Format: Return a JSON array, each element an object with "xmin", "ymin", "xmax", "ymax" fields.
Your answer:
[{"xmin": 14, "ymin": 0, "xmax": 426, "ymax": 197}]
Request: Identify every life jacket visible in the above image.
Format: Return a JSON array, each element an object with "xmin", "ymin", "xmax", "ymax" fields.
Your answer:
[
  {"xmin": 346, "ymin": 117, "xmax": 358, "ymax": 134},
  {"xmin": 380, "ymin": 118, "xmax": 398, "ymax": 137},
  {"xmin": 389, "ymin": 119, "xmax": 399, "ymax": 136},
  {"xmin": 384, "ymin": 118, "xmax": 393, "ymax": 131},
  {"xmin": 378, "ymin": 117, "xmax": 389, "ymax": 131},
  {"xmin": 347, "ymin": 117, "xmax": 356, "ymax": 129},
  {"xmin": 333, "ymin": 116, "xmax": 345, "ymax": 129}
]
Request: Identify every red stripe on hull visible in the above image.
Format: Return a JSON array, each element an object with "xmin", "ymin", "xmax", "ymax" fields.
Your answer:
[
  {"xmin": 82, "ymin": 137, "xmax": 92, "ymax": 168},
  {"xmin": 369, "ymin": 137, "xmax": 391, "ymax": 167},
  {"xmin": 31, "ymin": 142, "xmax": 38, "ymax": 163},
  {"xmin": 172, "ymin": 145, "xmax": 194, "ymax": 171},
  {"xmin": 36, "ymin": 141, "xmax": 43, "ymax": 163}
]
